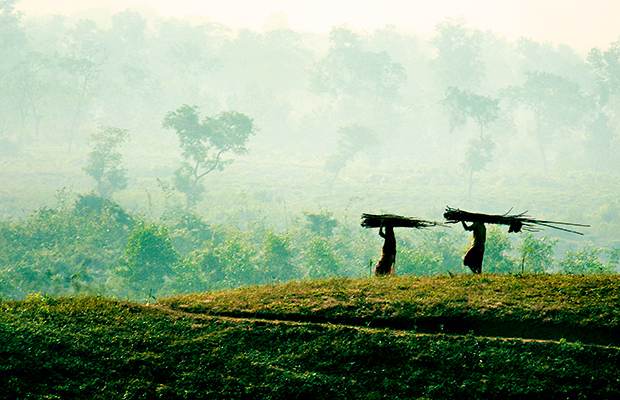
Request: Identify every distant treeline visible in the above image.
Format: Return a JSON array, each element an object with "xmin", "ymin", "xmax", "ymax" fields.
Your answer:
[{"xmin": 1, "ymin": 0, "xmax": 619, "ymax": 177}]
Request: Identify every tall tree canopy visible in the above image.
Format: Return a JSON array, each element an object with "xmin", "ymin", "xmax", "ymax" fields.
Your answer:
[
  {"xmin": 431, "ymin": 18, "xmax": 485, "ymax": 89},
  {"xmin": 324, "ymin": 123, "xmax": 378, "ymax": 192},
  {"xmin": 309, "ymin": 26, "xmax": 406, "ymax": 100},
  {"xmin": 442, "ymin": 87, "xmax": 499, "ymax": 135},
  {"xmin": 503, "ymin": 72, "xmax": 587, "ymax": 171},
  {"xmin": 83, "ymin": 125, "xmax": 129, "ymax": 198},
  {"xmin": 587, "ymin": 40, "xmax": 620, "ymax": 108}
]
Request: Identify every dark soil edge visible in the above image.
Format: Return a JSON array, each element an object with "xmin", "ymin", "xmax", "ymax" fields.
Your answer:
[{"xmin": 171, "ymin": 307, "xmax": 619, "ymax": 347}]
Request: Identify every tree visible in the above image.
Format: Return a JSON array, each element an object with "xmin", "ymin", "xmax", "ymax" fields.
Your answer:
[
  {"xmin": 13, "ymin": 51, "xmax": 57, "ymax": 136},
  {"xmin": 83, "ymin": 126, "xmax": 129, "ymax": 198},
  {"xmin": 397, "ymin": 230, "xmax": 462, "ymax": 276},
  {"xmin": 558, "ymin": 245, "xmax": 611, "ymax": 274},
  {"xmin": 304, "ymin": 236, "xmax": 342, "ymax": 279},
  {"xmin": 309, "ymin": 25, "xmax": 406, "ymax": 100},
  {"xmin": 324, "ymin": 124, "xmax": 378, "ymax": 192},
  {"xmin": 587, "ymin": 41, "xmax": 620, "ymax": 108},
  {"xmin": 483, "ymin": 226, "xmax": 516, "ymax": 273},
  {"xmin": 517, "ymin": 38, "xmax": 591, "ymax": 89},
  {"xmin": 98, "ymin": 10, "xmax": 154, "ymax": 127},
  {"xmin": 219, "ymin": 26, "xmax": 310, "ymax": 95},
  {"xmin": 259, "ymin": 229, "xmax": 294, "ymax": 283},
  {"xmin": 586, "ymin": 42, "xmax": 620, "ymax": 171},
  {"xmin": 117, "ymin": 222, "xmax": 179, "ymax": 296},
  {"xmin": 517, "ymin": 233, "xmax": 557, "ymax": 273},
  {"xmin": 162, "ymin": 104, "xmax": 256, "ymax": 210},
  {"xmin": 59, "ymin": 19, "xmax": 107, "ymax": 151},
  {"xmin": 0, "ymin": 0, "xmax": 24, "ymax": 57},
  {"xmin": 584, "ymin": 112, "xmax": 617, "ymax": 172},
  {"xmin": 156, "ymin": 17, "xmax": 223, "ymax": 89},
  {"xmin": 442, "ymin": 87, "xmax": 499, "ymax": 196},
  {"xmin": 303, "ymin": 210, "xmax": 338, "ymax": 238},
  {"xmin": 397, "ymin": 243, "xmax": 443, "ymax": 276},
  {"xmin": 213, "ymin": 229, "xmax": 258, "ymax": 287},
  {"xmin": 165, "ymin": 211, "xmax": 213, "ymax": 255},
  {"xmin": 607, "ymin": 247, "xmax": 620, "ymax": 272},
  {"xmin": 0, "ymin": 193, "xmax": 134, "ymax": 299},
  {"xmin": 442, "ymin": 87, "xmax": 499, "ymax": 136},
  {"xmin": 0, "ymin": 0, "xmax": 26, "ymax": 135},
  {"xmin": 461, "ymin": 135, "xmax": 495, "ymax": 197},
  {"xmin": 502, "ymin": 72, "xmax": 587, "ymax": 172},
  {"xmin": 431, "ymin": 17, "xmax": 485, "ymax": 89}
]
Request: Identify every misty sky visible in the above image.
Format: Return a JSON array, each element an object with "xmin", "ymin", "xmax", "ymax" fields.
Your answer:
[{"xmin": 16, "ymin": 0, "xmax": 620, "ymax": 51}]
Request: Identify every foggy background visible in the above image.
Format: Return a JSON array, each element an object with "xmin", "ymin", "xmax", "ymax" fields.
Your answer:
[
  {"xmin": 16, "ymin": 0, "xmax": 620, "ymax": 51},
  {"xmin": 1, "ymin": 0, "xmax": 619, "ymax": 298}
]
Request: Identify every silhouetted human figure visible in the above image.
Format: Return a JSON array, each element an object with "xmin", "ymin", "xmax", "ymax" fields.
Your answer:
[
  {"xmin": 375, "ymin": 223, "xmax": 396, "ymax": 276},
  {"xmin": 462, "ymin": 220, "xmax": 486, "ymax": 274}
]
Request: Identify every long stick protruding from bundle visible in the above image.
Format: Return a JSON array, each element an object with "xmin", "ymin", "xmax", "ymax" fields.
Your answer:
[
  {"xmin": 443, "ymin": 206, "xmax": 590, "ymax": 235},
  {"xmin": 361, "ymin": 213, "xmax": 445, "ymax": 229}
]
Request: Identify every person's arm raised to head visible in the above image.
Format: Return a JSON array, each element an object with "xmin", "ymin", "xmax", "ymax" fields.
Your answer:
[{"xmin": 379, "ymin": 223, "xmax": 386, "ymax": 238}]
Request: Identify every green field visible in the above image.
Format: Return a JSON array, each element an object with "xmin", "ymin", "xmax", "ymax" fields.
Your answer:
[{"xmin": 2, "ymin": 274, "xmax": 619, "ymax": 399}]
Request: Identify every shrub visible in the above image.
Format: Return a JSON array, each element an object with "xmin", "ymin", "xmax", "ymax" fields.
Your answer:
[
  {"xmin": 558, "ymin": 245, "xmax": 611, "ymax": 274},
  {"xmin": 517, "ymin": 233, "xmax": 557, "ymax": 273}
]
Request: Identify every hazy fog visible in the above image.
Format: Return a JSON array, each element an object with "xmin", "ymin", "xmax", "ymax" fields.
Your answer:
[{"xmin": 16, "ymin": 0, "xmax": 620, "ymax": 51}]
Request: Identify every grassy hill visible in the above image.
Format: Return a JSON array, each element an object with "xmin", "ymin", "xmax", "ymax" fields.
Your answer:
[{"xmin": 2, "ymin": 274, "xmax": 620, "ymax": 399}]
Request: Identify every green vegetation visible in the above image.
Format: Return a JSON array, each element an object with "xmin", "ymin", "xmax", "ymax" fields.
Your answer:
[
  {"xmin": 2, "ymin": 275, "xmax": 620, "ymax": 399},
  {"xmin": 1, "ymin": 194, "xmax": 617, "ymax": 301}
]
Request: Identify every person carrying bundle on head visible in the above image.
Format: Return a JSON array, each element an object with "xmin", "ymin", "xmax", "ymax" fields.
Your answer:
[
  {"xmin": 361, "ymin": 213, "xmax": 445, "ymax": 277},
  {"xmin": 461, "ymin": 220, "xmax": 486, "ymax": 274},
  {"xmin": 375, "ymin": 222, "xmax": 396, "ymax": 276},
  {"xmin": 444, "ymin": 205, "xmax": 590, "ymax": 274}
]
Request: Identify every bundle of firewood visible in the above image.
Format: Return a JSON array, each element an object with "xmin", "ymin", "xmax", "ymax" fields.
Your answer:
[
  {"xmin": 361, "ymin": 213, "xmax": 445, "ymax": 229},
  {"xmin": 361, "ymin": 207, "xmax": 589, "ymax": 235},
  {"xmin": 443, "ymin": 206, "xmax": 589, "ymax": 235}
]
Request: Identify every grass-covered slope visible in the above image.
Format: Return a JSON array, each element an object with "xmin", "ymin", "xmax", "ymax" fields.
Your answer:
[
  {"xmin": 1, "ymin": 275, "xmax": 620, "ymax": 399},
  {"xmin": 162, "ymin": 274, "xmax": 620, "ymax": 346}
]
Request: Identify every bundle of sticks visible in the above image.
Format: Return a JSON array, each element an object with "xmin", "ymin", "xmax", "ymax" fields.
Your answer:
[
  {"xmin": 443, "ymin": 206, "xmax": 590, "ymax": 235},
  {"xmin": 361, "ymin": 213, "xmax": 445, "ymax": 229}
]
